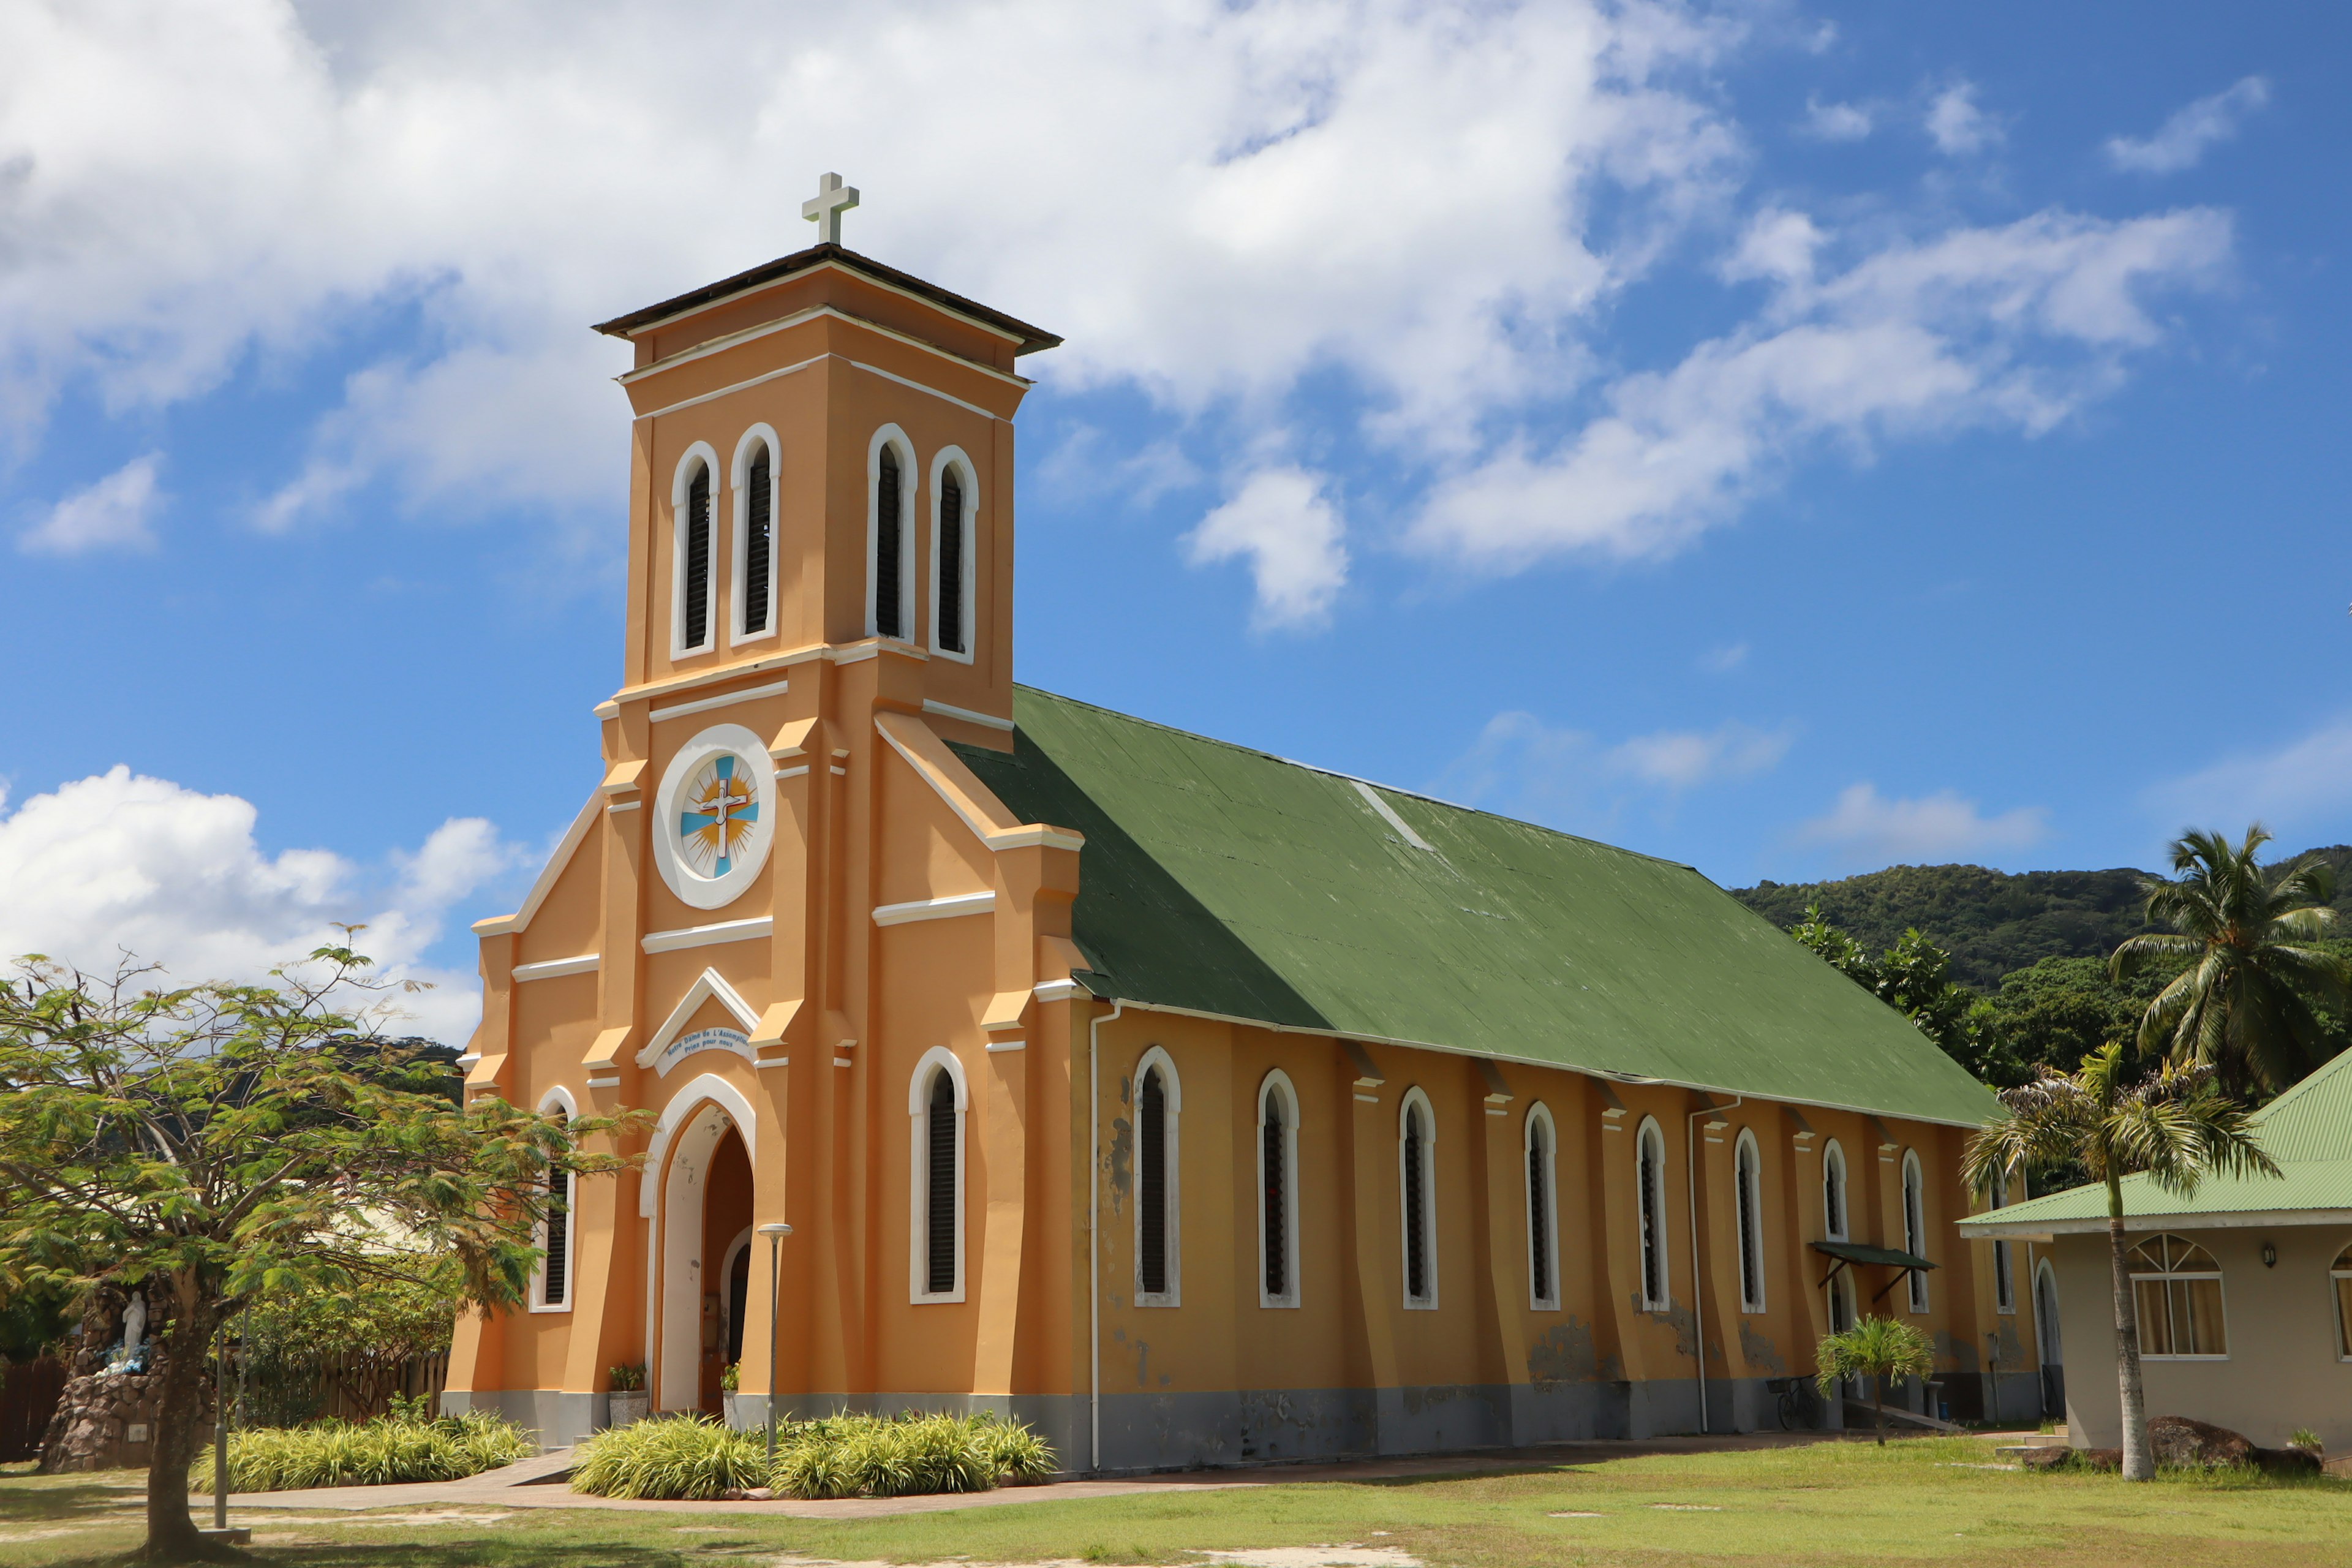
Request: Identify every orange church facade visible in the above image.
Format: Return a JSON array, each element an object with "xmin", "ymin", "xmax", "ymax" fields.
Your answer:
[{"xmin": 447, "ymin": 225, "xmax": 2040, "ymax": 1468}]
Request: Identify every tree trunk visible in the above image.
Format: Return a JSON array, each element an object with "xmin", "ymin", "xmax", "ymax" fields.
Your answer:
[
  {"xmin": 2106, "ymin": 1178, "xmax": 2151, "ymax": 1482},
  {"xmin": 140, "ymin": 1298, "xmax": 235, "ymax": 1563}
]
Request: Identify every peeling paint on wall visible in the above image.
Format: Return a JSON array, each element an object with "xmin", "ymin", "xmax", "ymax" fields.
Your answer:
[
  {"xmin": 1634, "ymin": 1295, "xmax": 1700, "ymax": 1361},
  {"xmin": 1106, "ymin": 1115, "xmax": 1133, "ymax": 1215},
  {"xmin": 1933, "ymin": 1330, "xmax": 1981, "ymax": 1374},
  {"xmin": 1738, "ymin": 1321, "xmax": 1786, "ymax": 1374},
  {"xmin": 1526, "ymin": 1317, "xmax": 1618, "ymax": 1389}
]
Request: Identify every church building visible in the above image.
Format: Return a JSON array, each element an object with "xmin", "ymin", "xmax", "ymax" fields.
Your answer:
[{"xmin": 446, "ymin": 181, "xmax": 2036, "ymax": 1469}]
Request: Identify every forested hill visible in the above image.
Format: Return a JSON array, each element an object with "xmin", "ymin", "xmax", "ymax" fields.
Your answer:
[{"xmin": 1732, "ymin": 848, "xmax": 2352, "ymax": 992}]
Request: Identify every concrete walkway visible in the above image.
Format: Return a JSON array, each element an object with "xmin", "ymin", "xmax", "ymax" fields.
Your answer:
[{"xmin": 217, "ymin": 1428, "xmax": 1937, "ymax": 1521}]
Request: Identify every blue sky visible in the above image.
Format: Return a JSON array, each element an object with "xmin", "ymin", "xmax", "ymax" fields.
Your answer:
[{"xmin": 2, "ymin": 2, "xmax": 2346, "ymax": 1038}]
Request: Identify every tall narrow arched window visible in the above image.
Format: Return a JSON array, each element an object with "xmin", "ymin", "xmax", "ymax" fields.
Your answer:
[
  {"xmin": 2329, "ymin": 1245, "xmax": 2351, "ymax": 1361},
  {"xmin": 1399, "ymin": 1088, "xmax": 1437, "ymax": 1308},
  {"xmin": 2130, "ymin": 1234, "xmax": 2226, "ymax": 1358},
  {"xmin": 1636, "ymin": 1118, "xmax": 1669, "ymax": 1311},
  {"xmin": 1134, "ymin": 1048, "xmax": 1181, "ymax": 1306},
  {"xmin": 1822, "ymin": 1140, "xmax": 1849, "ymax": 1242},
  {"xmin": 1902, "ymin": 1150, "xmax": 1930, "ymax": 1311},
  {"xmin": 531, "ymin": 1090, "xmax": 578, "ymax": 1312},
  {"xmin": 1257, "ymin": 1071, "xmax": 1300, "ymax": 1308},
  {"xmin": 1734, "ymin": 1129, "xmax": 1766, "ymax": 1314},
  {"xmin": 733, "ymin": 428, "xmax": 777, "ymax": 641},
  {"xmin": 908, "ymin": 1048, "xmax": 966, "ymax": 1302},
  {"xmin": 1991, "ymin": 1167, "xmax": 2016, "ymax": 1313},
  {"xmin": 870, "ymin": 431, "xmax": 911, "ymax": 641},
  {"xmin": 930, "ymin": 450, "xmax": 973, "ymax": 660},
  {"xmin": 1525, "ymin": 1104, "xmax": 1559, "ymax": 1310},
  {"xmin": 672, "ymin": 445, "xmax": 720, "ymax": 657}
]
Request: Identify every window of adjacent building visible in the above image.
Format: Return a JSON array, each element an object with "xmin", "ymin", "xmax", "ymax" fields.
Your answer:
[
  {"xmin": 735, "ymin": 430, "xmax": 777, "ymax": 641},
  {"xmin": 870, "ymin": 430, "xmax": 913, "ymax": 641},
  {"xmin": 1902, "ymin": 1150, "xmax": 1930, "ymax": 1312},
  {"xmin": 1636, "ymin": 1118, "xmax": 1669, "ymax": 1311},
  {"xmin": 1258, "ymin": 1071, "xmax": 1300, "ymax": 1308},
  {"xmin": 531, "ymin": 1091, "xmax": 576, "ymax": 1312},
  {"xmin": 910, "ymin": 1049, "xmax": 965, "ymax": 1302},
  {"xmin": 1135, "ymin": 1049, "xmax": 1180, "ymax": 1307},
  {"xmin": 2130, "ymin": 1234, "xmax": 2226, "ymax": 1359},
  {"xmin": 1823, "ymin": 1139, "xmax": 1849, "ymax": 1242},
  {"xmin": 1525, "ymin": 1103, "xmax": 1560, "ymax": 1311},
  {"xmin": 930, "ymin": 450, "xmax": 975, "ymax": 661},
  {"xmin": 673, "ymin": 448, "xmax": 718, "ymax": 657},
  {"xmin": 1991, "ymin": 1167, "xmax": 2016, "ymax": 1314},
  {"xmin": 1735, "ymin": 1129, "xmax": 1766, "ymax": 1314},
  {"xmin": 2331, "ymin": 1244, "xmax": 2352, "ymax": 1361},
  {"xmin": 1400, "ymin": 1088, "xmax": 1438, "ymax": 1309}
]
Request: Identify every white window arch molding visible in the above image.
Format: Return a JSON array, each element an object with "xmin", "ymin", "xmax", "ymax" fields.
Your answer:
[
  {"xmin": 908, "ymin": 1046, "xmax": 968, "ymax": 1304},
  {"xmin": 1523, "ymin": 1101, "xmax": 1561, "ymax": 1311},
  {"xmin": 635, "ymin": 1075, "xmax": 758, "ymax": 1409},
  {"xmin": 1902, "ymin": 1150, "xmax": 1931, "ymax": 1311},
  {"xmin": 530, "ymin": 1085, "xmax": 580, "ymax": 1313},
  {"xmin": 1398, "ymin": 1087, "xmax": 1439, "ymax": 1309},
  {"xmin": 1822, "ymin": 1139, "xmax": 1850, "ymax": 1242},
  {"xmin": 927, "ymin": 445, "xmax": 978, "ymax": 663},
  {"xmin": 671, "ymin": 441, "xmax": 722, "ymax": 658},
  {"xmin": 730, "ymin": 424, "xmax": 780, "ymax": 646},
  {"xmin": 1256, "ymin": 1069, "xmax": 1302, "ymax": 1310},
  {"xmin": 867, "ymin": 423, "xmax": 916, "ymax": 643},
  {"xmin": 1733, "ymin": 1128, "xmax": 1766, "ymax": 1315},
  {"xmin": 1132, "ymin": 1046, "xmax": 1181, "ymax": 1308},
  {"xmin": 1635, "ymin": 1116, "xmax": 1670, "ymax": 1311}
]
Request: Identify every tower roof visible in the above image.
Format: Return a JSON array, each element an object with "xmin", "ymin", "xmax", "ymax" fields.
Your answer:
[{"xmin": 592, "ymin": 242, "xmax": 1062, "ymax": 355}]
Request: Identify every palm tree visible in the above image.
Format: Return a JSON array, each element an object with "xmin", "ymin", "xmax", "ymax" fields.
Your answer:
[
  {"xmin": 2112, "ymin": 826, "xmax": 2346, "ymax": 1096},
  {"xmin": 1962, "ymin": 1045, "xmax": 2277, "ymax": 1481},
  {"xmin": 1814, "ymin": 1316, "xmax": 1934, "ymax": 1445}
]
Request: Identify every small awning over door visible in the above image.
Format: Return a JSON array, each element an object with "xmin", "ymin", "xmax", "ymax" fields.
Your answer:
[{"xmin": 1811, "ymin": 1239, "xmax": 1937, "ymax": 1303}]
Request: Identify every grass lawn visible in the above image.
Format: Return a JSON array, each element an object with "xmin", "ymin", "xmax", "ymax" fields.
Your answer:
[{"xmin": 2, "ymin": 1436, "xmax": 2348, "ymax": 1567}]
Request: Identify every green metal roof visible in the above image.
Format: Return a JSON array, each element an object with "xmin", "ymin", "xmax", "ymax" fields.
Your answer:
[
  {"xmin": 1961, "ymin": 1045, "xmax": 2352, "ymax": 1234},
  {"xmin": 1813, "ymin": 1240, "xmax": 1937, "ymax": 1271},
  {"xmin": 953, "ymin": 688, "xmax": 2000, "ymax": 1128}
]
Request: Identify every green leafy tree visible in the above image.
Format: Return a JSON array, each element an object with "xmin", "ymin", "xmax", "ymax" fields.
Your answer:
[
  {"xmin": 2112, "ymin": 827, "xmax": 2350, "ymax": 1096},
  {"xmin": 236, "ymin": 1254, "xmax": 462, "ymax": 1425},
  {"xmin": 1962, "ymin": 1045, "xmax": 2276, "ymax": 1482},
  {"xmin": 1790, "ymin": 907, "xmax": 2002, "ymax": 1079},
  {"xmin": 1814, "ymin": 1314, "xmax": 1935, "ymax": 1444},
  {"xmin": 0, "ymin": 943, "xmax": 639, "ymax": 1562}
]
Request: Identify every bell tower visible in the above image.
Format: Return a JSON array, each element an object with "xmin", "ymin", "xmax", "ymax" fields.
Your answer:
[{"xmin": 592, "ymin": 177, "xmax": 1060, "ymax": 736}]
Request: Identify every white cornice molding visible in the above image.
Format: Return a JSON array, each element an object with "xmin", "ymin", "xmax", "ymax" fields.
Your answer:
[
  {"xmin": 872, "ymin": 891, "xmax": 996, "ymax": 927},
  {"xmin": 599, "ymin": 638, "xmax": 924, "ymax": 715},
  {"xmin": 641, "ymin": 916, "xmax": 774, "ymax": 955},
  {"xmin": 615, "ymin": 259, "xmax": 1025, "ymax": 354},
  {"xmin": 921, "ymin": 698, "xmax": 1014, "ymax": 733},
  {"xmin": 635, "ymin": 969, "xmax": 761, "ymax": 1072},
  {"xmin": 647, "ymin": 677, "xmax": 793, "ymax": 726},
  {"xmin": 472, "ymin": 790, "xmax": 602, "ymax": 937},
  {"xmin": 512, "ymin": 954, "xmax": 600, "ymax": 982}
]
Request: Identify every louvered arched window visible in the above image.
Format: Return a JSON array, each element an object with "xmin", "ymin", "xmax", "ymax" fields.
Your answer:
[
  {"xmin": 2330, "ymin": 1245, "xmax": 2351, "ymax": 1361},
  {"xmin": 673, "ymin": 445, "xmax": 720, "ymax": 657},
  {"xmin": 1399, "ymin": 1088, "xmax": 1436, "ymax": 1308},
  {"xmin": 1636, "ymin": 1118, "xmax": 1669, "ymax": 1311},
  {"xmin": 1902, "ymin": 1151, "xmax": 1930, "ymax": 1311},
  {"xmin": 932, "ymin": 451, "xmax": 973, "ymax": 659},
  {"xmin": 734, "ymin": 428, "xmax": 777, "ymax": 641},
  {"xmin": 870, "ymin": 430, "xmax": 911, "ymax": 640},
  {"xmin": 1991, "ymin": 1166, "xmax": 2016, "ymax": 1313},
  {"xmin": 531, "ymin": 1090, "xmax": 578, "ymax": 1313},
  {"xmin": 1734, "ymin": 1129, "xmax": 1765, "ymax": 1314},
  {"xmin": 908, "ymin": 1048, "xmax": 965, "ymax": 1302},
  {"xmin": 1525, "ymin": 1103, "xmax": 1559, "ymax": 1310},
  {"xmin": 1135, "ymin": 1049, "xmax": 1180, "ymax": 1306},
  {"xmin": 1822, "ymin": 1140, "xmax": 1849, "ymax": 1242},
  {"xmin": 1257, "ymin": 1071, "xmax": 1300, "ymax": 1308}
]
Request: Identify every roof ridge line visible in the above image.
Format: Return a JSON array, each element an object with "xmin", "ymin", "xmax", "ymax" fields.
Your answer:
[{"xmin": 1011, "ymin": 684, "xmax": 1708, "ymax": 878}]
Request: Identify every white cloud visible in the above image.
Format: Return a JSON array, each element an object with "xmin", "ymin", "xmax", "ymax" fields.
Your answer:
[
  {"xmin": 1698, "ymin": 641, "xmax": 1749, "ymax": 673},
  {"xmin": 1406, "ymin": 205, "xmax": 2230, "ymax": 571},
  {"xmin": 1185, "ymin": 466, "xmax": 1349, "ymax": 630},
  {"xmin": 1801, "ymin": 96, "xmax": 1874, "ymax": 142},
  {"xmin": 1925, "ymin": 81, "xmax": 2000, "ymax": 156},
  {"xmin": 1608, "ymin": 721, "xmax": 1791, "ymax": 790},
  {"xmin": 1796, "ymin": 782, "xmax": 2047, "ymax": 867},
  {"xmin": 17, "ymin": 452, "xmax": 164, "ymax": 555},
  {"xmin": 2142, "ymin": 715, "xmax": 2352, "ymax": 837},
  {"xmin": 1437, "ymin": 710, "xmax": 1790, "ymax": 833},
  {"xmin": 0, "ymin": 767, "xmax": 521, "ymax": 1042},
  {"xmin": 2106, "ymin": 77, "xmax": 2271, "ymax": 174}
]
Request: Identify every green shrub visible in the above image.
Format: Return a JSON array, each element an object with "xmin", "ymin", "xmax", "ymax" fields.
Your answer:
[
  {"xmin": 570, "ymin": 1415, "xmax": 767, "ymax": 1500},
  {"xmin": 195, "ymin": 1408, "xmax": 533, "ymax": 1490}
]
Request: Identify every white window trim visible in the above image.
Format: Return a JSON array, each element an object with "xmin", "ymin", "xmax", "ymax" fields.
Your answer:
[
  {"xmin": 1397, "ymin": 1087, "xmax": 1439, "ymax": 1310},
  {"xmin": 866, "ymin": 424, "xmax": 916, "ymax": 643},
  {"xmin": 1525, "ymin": 1102, "xmax": 1561, "ymax": 1311},
  {"xmin": 2329, "ymin": 1245, "xmax": 2351, "ymax": 1362},
  {"xmin": 908, "ymin": 1046, "xmax": 968, "ymax": 1303},
  {"xmin": 1991, "ymin": 1167, "xmax": 2016, "ymax": 1314},
  {"xmin": 1822, "ymin": 1139, "xmax": 1849, "ymax": 1242},
  {"xmin": 1902, "ymin": 1150, "xmax": 1931, "ymax": 1313},
  {"xmin": 670, "ymin": 442, "xmax": 722, "ymax": 660},
  {"xmin": 729, "ymin": 424, "xmax": 780, "ymax": 647},
  {"xmin": 1256, "ymin": 1069, "xmax": 1302, "ymax": 1310},
  {"xmin": 1133, "ymin": 1046, "xmax": 1182, "ymax": 1308},
  {"xmin": 530, "ymin": 1086, "xmax": 579, "ymax": 1313},
  {"xmin": 1734, "ymin": 1128, "xmax": 1766, "ymax": 1315},
  {"xmin": 1636, "ymin": 1116, "xmax": 1670, "ymax": 1312},
  {"xmin": 927, "ymin": 445, "xmax": 978, "ymax": 664},
  {"xmin": 2129, "ymin": 1234, "xmax": 2229, "ymax": 1360}
]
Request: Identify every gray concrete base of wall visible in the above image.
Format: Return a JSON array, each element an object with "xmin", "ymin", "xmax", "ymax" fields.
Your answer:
[{"xmin": 440, "ymin": 1389, "xmax": 608, "ymax": 1452}]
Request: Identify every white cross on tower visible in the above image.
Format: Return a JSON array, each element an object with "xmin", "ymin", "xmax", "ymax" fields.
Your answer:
[{"xmin": 802, "ymin": 172, "xmax": 860, "ymax": 246}]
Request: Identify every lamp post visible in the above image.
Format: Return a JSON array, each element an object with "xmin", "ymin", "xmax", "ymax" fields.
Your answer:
[{"xmin": 757, "ymin": 1222, "xmax": 792, "ymax": 1465}]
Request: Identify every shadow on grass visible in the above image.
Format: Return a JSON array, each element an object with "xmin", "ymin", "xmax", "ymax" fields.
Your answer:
[
  {"xmin": 0, "ymin": 1479, "xmax": 148, "ymax": 1523},
  {"xmin": 43, "ymin": 1547, "xmax": 699, "ymax": 1568}
]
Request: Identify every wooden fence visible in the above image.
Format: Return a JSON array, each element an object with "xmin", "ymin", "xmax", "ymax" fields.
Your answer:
[{"xmin": 0, "ymin": 1359, "xmax": 66, "ymax": 1463}]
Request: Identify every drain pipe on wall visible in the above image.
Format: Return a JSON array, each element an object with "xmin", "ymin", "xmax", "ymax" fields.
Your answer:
[
  {"xmin": 1087, "ymin": 998, "xmax": 1126, "ymax": 1474},
  {"xmin": 1686, "ymin": 1094, "xmax": 1741, "ymax": 1436}
]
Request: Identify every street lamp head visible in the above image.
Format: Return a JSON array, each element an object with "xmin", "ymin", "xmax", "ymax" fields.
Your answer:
[{"xmin": 758, "ymin": 1223, "xmax": 793, "ymax": 1237}]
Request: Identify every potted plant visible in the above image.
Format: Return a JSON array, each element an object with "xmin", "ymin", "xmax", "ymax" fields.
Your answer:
[
  {"xmin": 606, "ymin": 1364, "xmax": 648, "ymax": 1428},
  {"xmin": 720, "ymin": 1361, "xmax": 742, "ymax": 1428}
]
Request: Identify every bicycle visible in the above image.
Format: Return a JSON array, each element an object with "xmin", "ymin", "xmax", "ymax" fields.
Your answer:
[{"xmin": 1768, "ymin": 1376, "xmax": 1821, "ymax": 1431}]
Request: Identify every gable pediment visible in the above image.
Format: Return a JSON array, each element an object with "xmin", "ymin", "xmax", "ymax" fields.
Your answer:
[{"xmin": 636, "ymin": 968, "xmax": 761, "ymax": 1077}]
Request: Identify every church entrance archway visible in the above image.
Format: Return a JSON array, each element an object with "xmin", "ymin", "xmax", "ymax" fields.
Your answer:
[
  {"xmin": 2034, "ymin": 1259, "xmax": 2064, "ymax": 1417},
  {"xmin": 655, "ymin": 1101, "xmax": 752, "ymax": 1414}
]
